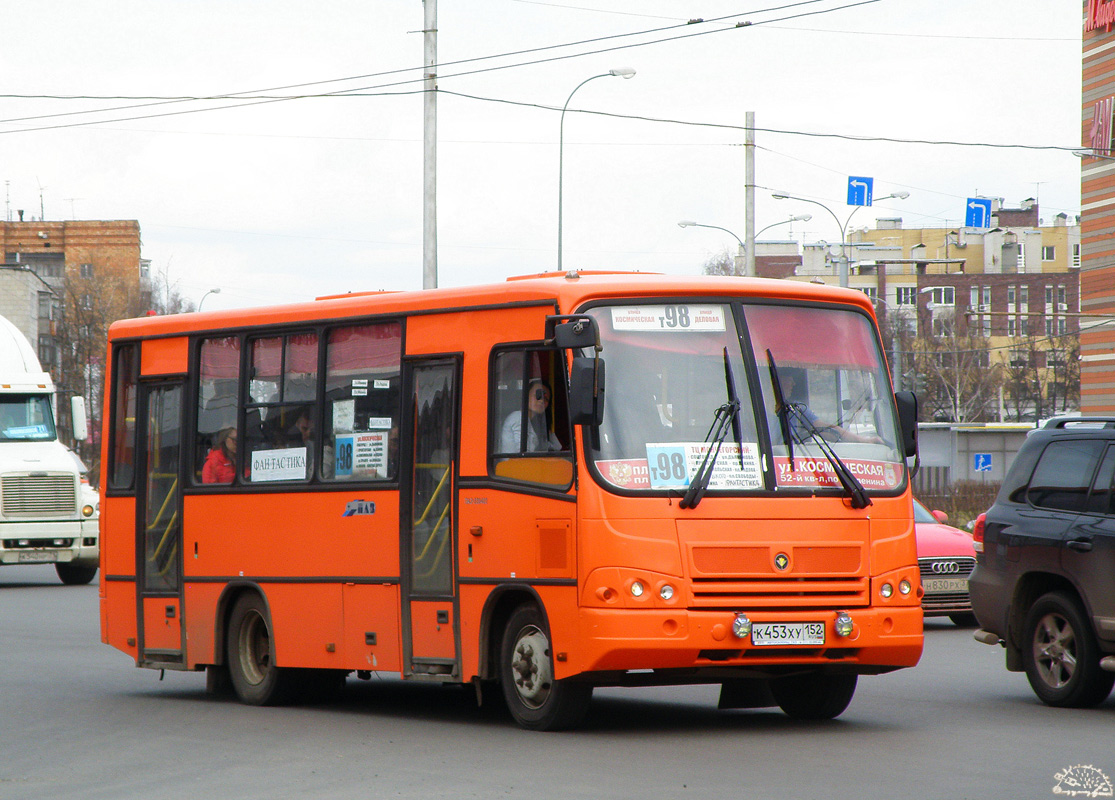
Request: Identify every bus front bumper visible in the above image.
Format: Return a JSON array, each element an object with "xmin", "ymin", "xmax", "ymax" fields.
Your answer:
[{"xmin": 563, "ymin": 605, "xmax": 923, "ymax": 680}]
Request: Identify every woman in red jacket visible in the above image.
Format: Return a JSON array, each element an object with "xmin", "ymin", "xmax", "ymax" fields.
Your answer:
[{"xmin": 202, "ymin": 427, "xmax": 237, "ymax": 484}]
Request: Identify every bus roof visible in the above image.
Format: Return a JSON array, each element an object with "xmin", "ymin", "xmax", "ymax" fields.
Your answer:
[{"xmin": 108, "ymin": 271, "xmax": 876, "ymax": 340}]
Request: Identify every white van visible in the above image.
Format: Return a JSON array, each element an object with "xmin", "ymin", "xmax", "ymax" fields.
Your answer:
[{"xmin": 0, "ymin": 315, "xmax": 99, "ymax": 584}]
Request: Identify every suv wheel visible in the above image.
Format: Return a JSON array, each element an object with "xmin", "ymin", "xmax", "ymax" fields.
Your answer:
[{"xmin": 1022, "ymin": 591, "xmax": 1114, "ymax": 708}]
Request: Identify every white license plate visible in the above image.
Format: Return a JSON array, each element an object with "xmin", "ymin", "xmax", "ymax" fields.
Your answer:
[
  {"xmin": 751, "ymin": 621, "xmax": 825, "ymax": 646},
  {"xmin": 17, "ymin": 551, "xmax": 58, "ymax": 563},
  {"xmin": 923, "ymin": 577, "xmax": 968, "ymax": 594}
]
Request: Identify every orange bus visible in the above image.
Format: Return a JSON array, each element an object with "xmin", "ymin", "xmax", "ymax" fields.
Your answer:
[{"xmin": 99, "ymin": 271, "xmax": 922, "ymax": 730}]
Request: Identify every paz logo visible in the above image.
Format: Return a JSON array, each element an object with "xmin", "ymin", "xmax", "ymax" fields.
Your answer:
[
  {"xmin": 774, "ymin": 553, "xmax": 790, "ymax": 571},
  {"xmin": 1053, "ymin": 765, "xmax": 1113, "ymax": 797},
  {"xmin": 342, "ymin": 500, "xmax": 376, "ymax": 517}
]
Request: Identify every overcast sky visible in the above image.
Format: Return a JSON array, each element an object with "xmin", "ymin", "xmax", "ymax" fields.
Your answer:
[{"xmin": 2, "ymin": 1, "xmax": 1083, "ymax": 311}]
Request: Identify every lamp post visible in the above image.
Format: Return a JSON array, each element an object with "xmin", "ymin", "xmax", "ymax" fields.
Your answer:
[
  {"xmin": 678, "ymin": 215, "xmax": 810, "ymax": 276},
  {"xmin": 557, "ymin": 68, "xmax": 635, "ymax": 271},
  {"xmin": 772, "ymin": 190, "xmax": 909, "ymax": 288},
  {"xmin": 198, "ymin": 287, "xmax": 221, "ymax": 312}
]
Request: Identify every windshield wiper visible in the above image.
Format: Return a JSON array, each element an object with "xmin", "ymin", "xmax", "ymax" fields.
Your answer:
[
  {"xmin": 766, "ymin": 350, "xmax": 794, "ymax": 467},
  {"xmin": 766, "ymin": 350, "xmax": 871, "ymax": 509},
  {"xmin": 679, "ymin": 401, "xmax": 737, "ymax": 510},
  {"xmin": 722, "ymin": 347, "xmax": 746, "ymax": 472}
]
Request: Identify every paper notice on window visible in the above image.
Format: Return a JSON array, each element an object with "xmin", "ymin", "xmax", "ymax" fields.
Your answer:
[
  {"xmin": 251, "ymin": 447, "xmax": 307, "ymax": 482},
  {"xmin": 353, "ymin": 431, "xmax": 390, "ymax": 477},
  {"xmin": 645, "ymin": 442, "xmax": 763, "ymax": 489},
  {"xmin": 333, "ymin": 399, "xmax": 355, "ymax": 433},
  {"xmin": 611, "ymin": 305, "xmax": 726, "ymax": 332}
]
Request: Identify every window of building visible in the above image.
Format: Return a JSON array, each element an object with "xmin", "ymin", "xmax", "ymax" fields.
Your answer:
[
  {"xmin": 1046, "ymin": 317, "xmax": 1054, "ymax": 336},
  {"xmin": 896, "ymin": 287, "xmax": 917, "ymax": 306},
  {"xmin": 1058, "ymin": 286, "xmax": 1067, "ymax": 308},
  {"xmin": 37, "ymin": 292, "xmax": 52, "ymax": 320},
  {"xmin": 1059, "ymin": 317, "xmax": 1067, "ymax": 335},
  {"xmin": 37, "ymin": 335, "xmax": 54, "ymax": 366},
  {"xmin": 489, "ymin": 348, "xmax": 572, "ymax": 487},
  {"xmin": 1008, "ymin": 285, "xmax": 1016, "ymax": 306},
  {"xmin": 1008, "ymin": 316, "xmax": 1017, "ymax": 337},
  {"xmin": 80, "ymin": 263, "xmax": 94, "ymax": 278},
  {"xmin": 1073, "ymin": 243, "xmax": 1082, "ymax": 268},
  {"xmin": 324, "ymin": 322, "xmax": 402, "ymax": 482},
  {"xmin": 930, "ymin": 287, "xmax": 954, "ymax": 306},
  {"xmin": 859, "ymin": 287, "xmax": 877, "ymax": 302},
  {"xmin": 1042, "ymin": 245, "xmax": 1056, "ymax": 262}
]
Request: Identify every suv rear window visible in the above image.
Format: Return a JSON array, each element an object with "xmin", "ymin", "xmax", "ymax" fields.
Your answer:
[{"xmin": 1026, "ymin": 439, "xmax": 1105, "ymax": 512}]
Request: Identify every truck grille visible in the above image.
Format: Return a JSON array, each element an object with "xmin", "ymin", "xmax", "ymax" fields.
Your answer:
[{"xmin": 1, "ymin": 474, "xmax": 78, "ymax": 517}]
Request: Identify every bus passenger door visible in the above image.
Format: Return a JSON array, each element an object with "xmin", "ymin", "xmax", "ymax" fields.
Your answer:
[
  {"xmin": 401, "ymin": 358, "xmax": 461, "ymax": 678},
  {"xmin": 136, "ymin": 382, "xmax": 185, "ymax": 667}
]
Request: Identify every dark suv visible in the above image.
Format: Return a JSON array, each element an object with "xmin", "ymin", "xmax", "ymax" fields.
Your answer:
[{"xmin": 970, "ymin": 418, "xmax": 1115, "ymax": 707}]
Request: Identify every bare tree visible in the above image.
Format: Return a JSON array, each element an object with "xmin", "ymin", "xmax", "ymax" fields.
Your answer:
[
  {"xmin": 701, "ymin": 248, "xmax": 735, "ymax": 277},
  {"xmin": 909, "ymin": 313, "xmax": 1002, "ymax": 422}
]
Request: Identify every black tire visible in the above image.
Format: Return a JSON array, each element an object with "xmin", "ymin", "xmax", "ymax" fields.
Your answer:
[
  {"xmin": 949, "ymin": 613, "xmax": 979, "ymax": 628},
  {"xmin": 226, "ymin": 593, "xmax": 298, "ymax": 706},
  {"xmin": 1022, "ymin": 591, "xmax": 1114, "ymax": 708},
  {"xmin": 56, "ymin": 563, "xmax": 97, "ymax": 585},
  {"xmin": 770, "ymin": 672, "xmax": 857, "ymax": 720},
  {"xmin": 499, "ymin": 605, "xmax": 592, "ymax": 731}
]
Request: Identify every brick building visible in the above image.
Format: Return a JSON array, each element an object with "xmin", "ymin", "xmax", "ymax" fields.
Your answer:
[{"xmin": 0, "ymin": 219, "xmax": 144, "ymax": 371}]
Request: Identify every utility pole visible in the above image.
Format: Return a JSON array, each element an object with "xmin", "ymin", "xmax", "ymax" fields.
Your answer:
[
  {"xmin": 744, "ymin": 111, "xmax": 755, "ymax": 278},
  {"xmin": 422, "ymin": 0, "xmax": 438, "ymax": 290}
]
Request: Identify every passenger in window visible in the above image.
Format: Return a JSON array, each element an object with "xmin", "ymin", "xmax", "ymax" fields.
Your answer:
[
  {"xmin": 501, "ymin": 379, "xmax": 562, "ymax": 453},
  {"xmin": 295, "ymin": 408, "xmax": 334, "ymax": 478},
  {"xmin": 779, "ymin": 373, "xmax": 882, "ymax": 445},
  {"xmin": 202, "ymin": 427, "xmax": 237, "ymax": 484}
]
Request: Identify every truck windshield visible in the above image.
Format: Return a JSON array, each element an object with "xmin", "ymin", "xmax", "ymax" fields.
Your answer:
[
  {"xmin": 585, "ymin": 301, "xmax": 905, "ymax": 496},
  {"xmin": 0, "ymin": 395, "xmax": 57, "ymax": 441}
]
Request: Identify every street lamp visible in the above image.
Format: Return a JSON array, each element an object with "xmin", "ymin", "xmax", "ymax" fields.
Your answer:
[
  {"xmin": 772, "ymin": 190, "xmax": 909, "ymax": 288},
  {"xmin": 678, "ymin": 215, "xmax": 810, "ymax": 276},
  {"xmin": 198, "ymin": 287, "xmax": 221, "ymax": 312},
  {"xmin": 557, "ymin": 68, "xmax": 636, "ymax": 271}
]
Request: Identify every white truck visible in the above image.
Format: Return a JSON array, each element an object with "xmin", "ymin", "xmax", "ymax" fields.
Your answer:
[{"xmin": 0, "ymin": 314, "xmax": 99, "ymax": 584}]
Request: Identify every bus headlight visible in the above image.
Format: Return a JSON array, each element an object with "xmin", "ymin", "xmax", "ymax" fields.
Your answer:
[
  {"xmin": 659, "ymin": 584, "xmax": 674, "ymax": 601},
  {"xmin": 82, "ymin": 504, "xmax": 96, "ymax": 518},
  {"xmin": 834, "ymin": 612, "xmax": 854, "ymax": 637},
  {"xmin": 899, "ymin": 580, "xmax": 912, "ymax": 596},
  {"xmin": 880, "ymin": 582, "xmax": 894, "ymax": 599},
  {"xmin": 630, "ymin": 581, "xmax": 645, "ymax": 598},
  {"xmin": 732, "ymin": 613, "xmax": 752, "ymax": 639}
]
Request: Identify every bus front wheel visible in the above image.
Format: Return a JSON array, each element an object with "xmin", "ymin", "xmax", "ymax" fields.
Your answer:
[
  {"xmin": 226, "ymin": 593, "xmax": 297, "ymax": 706},
  {"xmin": 499, "ymin": 605, "xmax": 592, "ymax": 731},
  {"xmin": 770, "ymin": 672, "xmax": 857, "ymax": 720}
]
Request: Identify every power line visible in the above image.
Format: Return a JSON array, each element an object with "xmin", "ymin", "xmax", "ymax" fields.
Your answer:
[{"xmin": 0, "ymin": 0, "xmax": 875, "ymax": 132}]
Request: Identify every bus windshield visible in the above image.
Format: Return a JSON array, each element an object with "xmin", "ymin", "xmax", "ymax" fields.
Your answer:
[
  {"xmin": 0, "ymin": 395, "xmax": 57, "ymax": 442},
  {"xmin": 586, "ymin": 301, "xmax": 905, "ymax": 495}
]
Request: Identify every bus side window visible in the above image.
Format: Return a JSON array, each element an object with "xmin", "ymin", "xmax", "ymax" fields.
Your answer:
[
  {"xmin": 195, "ymin": 336, "xmax": 241, "ymax": 485},
  {"xmin": 109, "ymin": 344, "xmax": 138, "ymax": 490},
  {"xmin": 243, "ymin": 332, "xmax": 320, "ymax": 483},
  {"xmin": 324, "ymin": 322, "xmax": 402, "ymax": 481},
  {"xmin": 489, "ymin": 348, "xmax": 573, "ymax": 487}
]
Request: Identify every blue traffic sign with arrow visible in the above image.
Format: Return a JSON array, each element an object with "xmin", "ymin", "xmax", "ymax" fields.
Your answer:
[
  {"xmin": 847, "ymin": 176, "xmax": 873, "ymax": 207},
  {"xmin": 965, "ymin": 198, "xmax": 993, "ymax": 228}
]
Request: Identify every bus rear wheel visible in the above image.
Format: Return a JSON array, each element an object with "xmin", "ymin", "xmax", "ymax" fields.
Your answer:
[
  {"xmin": 499, "ymin": 605, "xmax": 592, "ymax": 731},
  {"xmin": 770, "ymin": 672, "xmax": 857, "ymax": 720},
  {"xmin": 226, "ymin": 593, "xmax": 297, "ymax": 706},
  {"xmin": 56, "ymin": 563, "xmax": 97, "ymax": 585}
]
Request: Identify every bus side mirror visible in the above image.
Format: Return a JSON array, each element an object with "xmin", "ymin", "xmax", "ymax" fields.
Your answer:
[
  {"xmin": 894, "ymin": 390, "xmax": 918, "ymax": 458},
  {"xmin": 569, "ymin": 356, "xmax": 605, "ymax": 426},
  {"xmin": 71, "ymin": 396, "xmax": 89, "ymax": 442},
  {"xmin": 547, "ymin": 314, "xmax": 598, "ymax": 350}
]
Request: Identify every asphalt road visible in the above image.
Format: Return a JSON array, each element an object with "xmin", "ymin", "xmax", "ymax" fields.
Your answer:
[{"xmin": 3, "ymin": 564, "xmax": 1113, "ymax": 800}]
